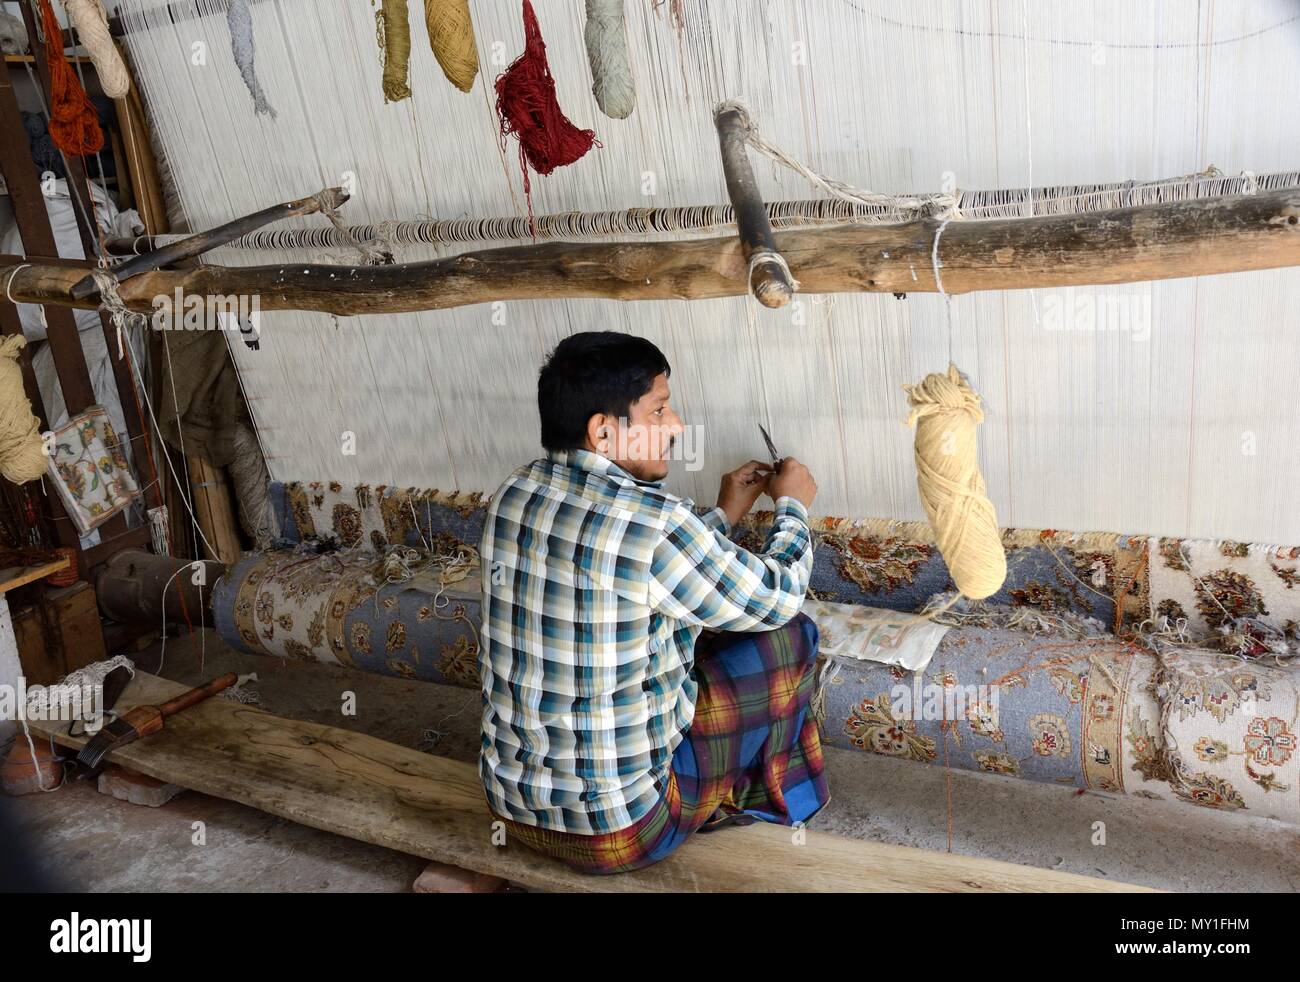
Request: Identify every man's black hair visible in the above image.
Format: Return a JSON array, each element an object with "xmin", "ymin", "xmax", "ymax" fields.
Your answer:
[{"xmin": 538, "ymin": 331, "xmax": 671, "ymax": 452}]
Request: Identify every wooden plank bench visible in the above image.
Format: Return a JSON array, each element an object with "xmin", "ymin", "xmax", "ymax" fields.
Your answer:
[{"xmin": 25, "ymin": 671, "xmax": 1154, "ymax": 893}]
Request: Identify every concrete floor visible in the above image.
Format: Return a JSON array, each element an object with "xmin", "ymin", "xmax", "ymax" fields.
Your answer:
[{"xmin": 6, "ymin": 629, "xmax": 1300, "ymax": 892}]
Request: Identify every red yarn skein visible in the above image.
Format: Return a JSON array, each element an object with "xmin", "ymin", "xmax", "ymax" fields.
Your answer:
[
  {"xmin": 40, "ymin": 0, "xmax": 104, "ymax": 157},
  {"xmin": 495, "ymin": 0, "xmax": 598, "ymax": 222}
]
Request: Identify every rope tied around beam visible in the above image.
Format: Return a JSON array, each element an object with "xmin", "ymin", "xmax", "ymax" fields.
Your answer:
[
  {"xmin": 312, "ymin": 190, "xmax": 394, "ymax": 265},
  {"xmin": 90, "ymin": 268, "xmax": 146, "ymax": 357},
  {"xmin": 713, "ymin": 100, "xmax": 961, "ymax": 222},
  {"xmin": 747, "ymin": 247, "xmax": 800, "ymax": 298}
]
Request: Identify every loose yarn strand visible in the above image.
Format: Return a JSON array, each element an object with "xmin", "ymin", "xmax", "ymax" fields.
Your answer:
[{"xmin": 713, "ymin": 100, "xmax": 960, "ymax": 221}]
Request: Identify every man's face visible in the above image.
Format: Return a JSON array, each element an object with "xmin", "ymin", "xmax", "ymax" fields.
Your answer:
[{"xmin": 589, "ymin": 373, "xmax": 684, "ymax": 482}]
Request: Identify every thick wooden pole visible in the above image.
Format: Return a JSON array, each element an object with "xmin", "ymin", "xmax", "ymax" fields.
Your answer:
[
  {"xmin": 5, "ymin": 189, "xmax": 1300, "ymax": 317},
  {"xmin": 70, "ymin": 188, "xmax": 349, "ymax": 300},
  {"xmin": 187, "ymin": 456, "xmax": 242, "ymax": 565},
  {"xmin": 714, "ymin": 105, "xmax": 796, "ymax": 309}
]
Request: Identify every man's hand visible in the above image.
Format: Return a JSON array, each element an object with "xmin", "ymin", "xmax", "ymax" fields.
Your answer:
[
  {"xmin": 716, "ymin": 459, "xmax": 775, "ymax": 528},
  {"xmin": 768, "ymin": 456, "xmax": 817, "ymax": 510}
]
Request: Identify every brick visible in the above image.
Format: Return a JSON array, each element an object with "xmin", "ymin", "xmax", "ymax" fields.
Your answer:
[
  {"xmin": 412, "ymin": 860, "xmax": 508, "ymax": 894},
  {"xmin": 96, "ymin": 764, "xmax": 185, "ymax": 807}
]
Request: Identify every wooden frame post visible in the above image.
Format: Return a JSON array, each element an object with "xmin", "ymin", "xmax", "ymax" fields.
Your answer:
[{"xmin": 714, "ymin": 104, "xmax": 797, "ymax": 309}]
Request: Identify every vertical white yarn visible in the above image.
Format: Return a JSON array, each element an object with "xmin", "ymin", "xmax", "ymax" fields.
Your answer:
[{"xmin": 112, "ymin": 0, "xmax": 1300, "ymax": 543}]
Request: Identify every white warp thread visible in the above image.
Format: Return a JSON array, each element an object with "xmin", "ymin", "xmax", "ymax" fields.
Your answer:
[{"xmin": 109, "ymin": 0, "xmax": 1300, "ymax": 545}]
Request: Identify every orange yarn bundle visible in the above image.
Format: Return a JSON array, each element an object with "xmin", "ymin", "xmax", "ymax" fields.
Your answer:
[{"xmin": 40, "ymin": 0, "xmax": 103, "ymax": 157}]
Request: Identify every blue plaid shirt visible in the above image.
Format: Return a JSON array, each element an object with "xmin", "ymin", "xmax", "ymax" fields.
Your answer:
[{"xmin": 478, "ymin": 448, "xmax": 814, "ymax": 834}]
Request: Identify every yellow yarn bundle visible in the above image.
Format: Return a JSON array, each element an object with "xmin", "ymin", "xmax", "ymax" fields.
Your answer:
[
  {"xmin": 379, "ymin": 0, "xmax": 412, "ymax": 102},
  {"xmin": 0, "ymin": 335, "xmax": 49, "ymax": 484},
  {"xmin": 904, "ymin": 363, "xmax": 1007, "ymax": 600},
  {"xmin": 424, "ymin": 0, "xmax": 478, "ymax": 93}
]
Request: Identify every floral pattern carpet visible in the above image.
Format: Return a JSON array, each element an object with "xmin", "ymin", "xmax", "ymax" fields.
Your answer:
[{"xmin": 204, "ymin": 480, "xmax": 1300, "ymax": 825}]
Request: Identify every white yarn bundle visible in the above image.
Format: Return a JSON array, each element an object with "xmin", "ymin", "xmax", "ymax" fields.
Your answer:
[
  {"xmin": 0, "ymin": 335, "xmax": 50, "ymax": 485},
  {"xmin": 62, "ymin": 0, "xmax": 130, "ymax": 98},
  {"xmin": 0, "ymin": 10, "xmax": 28, "ymax": 55},
  {"xmin": 584, "ymin": 0, "xmax": 634, "ymax": 119},
  {"xmin": 226, "ymin": 0, "xmax": 276, "ymax": 117}
]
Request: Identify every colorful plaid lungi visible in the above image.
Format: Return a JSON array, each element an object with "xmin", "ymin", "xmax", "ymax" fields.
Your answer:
[{"xmin": 495, "ymin": 612, "xmax": 830, "ymax": 874}]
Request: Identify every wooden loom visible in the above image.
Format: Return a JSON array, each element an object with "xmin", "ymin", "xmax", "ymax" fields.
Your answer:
[{"xmin": 2, "ymin": 6, "xmax": 1291, "ymax": 893}]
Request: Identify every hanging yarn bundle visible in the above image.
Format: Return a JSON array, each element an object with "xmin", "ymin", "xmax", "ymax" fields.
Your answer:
[
  {"xmin": 904, "ymin": 364, "xmax": 1007, "ymax": 601},
  {"xmin": 378, "ymin": 0, "xmax": 413, "ymax": 102},
  {"xmin": 0, "ymin": 336, "xmax": 51, "ymax": 485},
  {"xmin": 39, "ymin": 0, "xmax": 102, "ymax": 156},
  {"xmin": 0, "ymin": 10, "xmax": 27, "ymax": 55},
  {"xmin": 496, "ymin": 0, "xmax": 599, "ymax": 223},
  {"xmin": 584, "ymin": 0, "xmax": 635, "ymax": 119},
  {"xmin": 226, "ymin": 0, "xmax": 276, "ymax": 117},
  {"xmin": 423, "ymin": 0, "xmax": 478, "ymax": 93},
  {"xmin": 61, "ymin": 0, "xmax": 129, "ymax": 98}
]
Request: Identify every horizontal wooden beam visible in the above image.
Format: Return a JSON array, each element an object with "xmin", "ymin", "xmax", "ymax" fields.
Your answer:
[
  {"xmin": 3, "ymin": 189, "xmax": 1300, "ymax": 317},
  {"xmin": 69, "ymin": 187, "xmax": 349, "ymax": 300}
]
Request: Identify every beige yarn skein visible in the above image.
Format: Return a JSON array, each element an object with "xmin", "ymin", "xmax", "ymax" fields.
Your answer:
[{"xmin": 904, "ymin": 363, "xmax": 1007, "ymax": 601}]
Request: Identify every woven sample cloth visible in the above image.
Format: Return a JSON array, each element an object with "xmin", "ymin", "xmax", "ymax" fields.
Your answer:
[
  {"xmin": 47, "ymin": 405, "xmax": 139, "ymax": 534},
  {"xmin": 802, "ymin": 596, "xmax": 949, "ymax": 671}
]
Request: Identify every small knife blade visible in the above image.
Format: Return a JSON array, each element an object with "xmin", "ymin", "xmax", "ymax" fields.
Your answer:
[{"xmin": 758, "ymin": 423, "xmax": 783, "ymax": 471}]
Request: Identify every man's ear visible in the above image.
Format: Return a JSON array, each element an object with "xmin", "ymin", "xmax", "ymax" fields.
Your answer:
[{"xmin": 586, "ymin": 413, "xmax": 614, "ymax": 455}]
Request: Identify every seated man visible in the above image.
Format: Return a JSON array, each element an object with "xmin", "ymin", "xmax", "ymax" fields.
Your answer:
[{"xmin": 477, "ymin": 330, "xmax": 827, "ymax": 874}]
